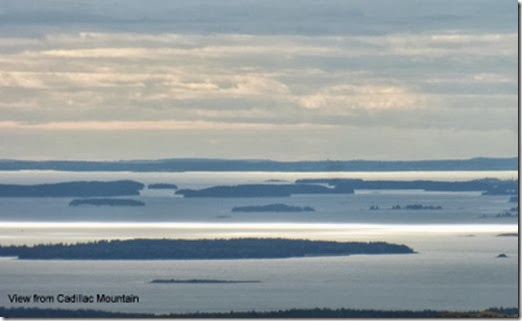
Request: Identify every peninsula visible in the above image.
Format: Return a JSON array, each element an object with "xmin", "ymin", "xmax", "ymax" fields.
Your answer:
[{"xmin": 0, "ymin": 238, "xmax": 415, "ymax": 260}]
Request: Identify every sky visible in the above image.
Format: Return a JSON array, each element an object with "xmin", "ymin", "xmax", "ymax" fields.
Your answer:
[{"xmin": 0, "ymin": 0, "xmax": 517, "ymax": 161}]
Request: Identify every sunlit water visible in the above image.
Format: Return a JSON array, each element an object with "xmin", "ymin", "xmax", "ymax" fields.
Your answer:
[{"xmin": 0, "ymin": 171, "xmax": 518, "ymax": 314}]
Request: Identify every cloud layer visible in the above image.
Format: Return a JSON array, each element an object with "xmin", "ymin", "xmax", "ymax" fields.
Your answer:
[{"xmin": 0, "ymin": 0, "xmax": 517, "ymax": 160}]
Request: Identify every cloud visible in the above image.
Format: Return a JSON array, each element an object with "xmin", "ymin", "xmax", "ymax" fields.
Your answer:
[
  {"xmin": 296, "ymin": 85, "xmax": 426, "ymax": 111},
  {"xmin": 0, "ymin": 120, "xmax": 333, "ymax": 131}
]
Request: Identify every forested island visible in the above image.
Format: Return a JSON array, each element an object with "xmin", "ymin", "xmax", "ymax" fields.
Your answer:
[
  {"xmin": 150, "ymin": 279, "xmax": 261, "ymax": 284},
  {"xmin": 148, "ymin": 183, "xmax": 178, "ymax": 189},
  {"xmin": 174, "ymin": 178, "xmax": 517, "ymax": 198},
  {"xmin": 232, "ymin": 204, "xmax": 315, "ymax": 212},
  {"xmin": 296, "ymin": 178, "xmax": 518, "ymax": 195},
  {"xmin": 0, "ymin": 306, "xmax": 517, "ymax": 318},
  {"xmin": 176, "ymin": 183, "xmax": 353, "ymax": 197},
  {"xmin": 0, "ymin": 238, "xmax": 414, "ymax": 260},
  {"xmin": 0, "ymin": 180, "xmax": 144, "ymax": 197},
  {"xmin": 479, "ymin": 207, "xmax": 518, "ymax": 219},
  {"xmin": 497, "ymin": 233, "xmax": 518, "ymax": 237},
  {"xmin": 370, "ymin": 204, "xmax": 442, "ymax": 210},
  {"xmin": 69, "ymin": 198, "xmax": 145, "ymax": 207}
]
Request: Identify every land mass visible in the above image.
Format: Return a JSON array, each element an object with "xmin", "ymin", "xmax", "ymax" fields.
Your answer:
[
  {"xmin": 0, "ymin": 238, "xmax": 415, "ymax": 260},
  {"xmin": 69, "ymin": 198, "xmax": 145, "ymax": 207},
  {"xmin": 370, "ymin": 204, "xmax": 442, "ymax": 210},
  {"xmin": 497, "ymin": 233, "xmax": 518, "ymax": 237},
  {"xmin": 0, "ymin": 157, "xmax": 516, "ymax": 172},
  {"xmin": 0, "ymin": 307, "xmax": 517, "ymax": 318},
  {"xmin": 0, "ymin": 180, "xmax": 144, "ymax": 197},
  {"xmin": 232, "ymin": 204, "xmax": 315, "ymax": 212},
  {"xmin": 296, "ymin": 178, "xmax": 518, "ymax": 195},
  {"xmin": 176, "ymin": 184, "xmax": 352, "ymax": 197},
  {"xmin": 150, "ymin": 279, "xmax": 261, "ymax": 284},
  {"xmin": 148, "ymin": 183, "xmax": 178, "ymax": 189}
]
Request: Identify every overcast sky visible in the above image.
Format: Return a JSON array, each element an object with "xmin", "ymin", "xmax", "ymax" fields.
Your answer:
[{"xmin": 0, "ymin": 0, "xmax": 517, "ymax": 161}]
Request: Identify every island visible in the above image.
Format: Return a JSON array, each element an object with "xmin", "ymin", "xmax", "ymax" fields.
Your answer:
[
  {"xmin": 148, "ymin": 183, "xmax": 178, "ymax": 189},
  {"xmin": 496, "ymin": 253, "xmax": 508, "ymax": 258},
  {"xmin": 0, "ymin": 180, "xmax": 144, "ymax": 197},
  {"xmin": 479, "ymin": 208, "xmax": 518, "ymax": 219},
  {"xmin": 296, "ymin": 178, "xmax": 518, "ymax": 195},
  {"xmin": 497, "ymin": 233, "xmax": 518, "ymax": 237},
  {"xmin": 370, "ymin": 204, "xmax": 442, "ymax": 210},
  {"xmin": 69, "ymin": 198, "xmax": 145, "ymax": 207},
  {"xmin": 176, "ymin": 183, "xmax": 353, "ymax": 197},
  {"xmin": 0, "ymin": 238, "xmax": 415, "ymax": 260},
  {"xmin": 232, "ymin": 204, "xmax": 315, "ymax": 212},
  {"xmin": 150, "ymin": 279, "xmax": 261, "ymax": 284}
]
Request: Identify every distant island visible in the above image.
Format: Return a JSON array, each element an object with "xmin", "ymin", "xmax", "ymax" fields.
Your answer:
[
  {"xmin": 232, "ymin": 204, "xmax": 315, "ymax": 212},
  {"xmin": 0, "ymin": 157, "xmax": 516, "ymax": 172},
  {"xmin": 176, "ymin": 184, "xmax": 353, "ymax": 197},
  {"xmin": 479, "ymin": 207, "xmax": 518, "ymax": 219},
  {"xmin": 370, "ymin": 204, "xmax": 442, "ymax": 210},
  {"xmin": 0, "ymin": 238, "xmax": 415, "ymax": 260},
  {"xmin": 0, "ymin": 180, "xmax": 144, "ymax": 197},
  {"xmin": 150, "ymin": 279, "xmax": 261, "ymax": 284},
  {"xmin": 69, "ymin": 198, "xmax": 145, "ymax": 207},
  {"xmin": 497, "ymin": 233, "xmax": 518, "ymax": 237},
  {"xmin": 296, "ymin": 178, "xmax": 518, "ymax": 195},
  {"xmin": 148, "ymin": 183, "xmax": 178, "ymax": 189}
]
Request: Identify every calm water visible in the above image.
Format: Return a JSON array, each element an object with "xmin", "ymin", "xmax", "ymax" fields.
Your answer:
[{"xmin": 0, "ymin": 171, "xmax": 518, "ymax": 314}]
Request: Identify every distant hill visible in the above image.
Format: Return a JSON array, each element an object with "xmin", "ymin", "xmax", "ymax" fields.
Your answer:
[{"xmin": 0, "ymin": 157, "xmax": 516, "ymax": 172}]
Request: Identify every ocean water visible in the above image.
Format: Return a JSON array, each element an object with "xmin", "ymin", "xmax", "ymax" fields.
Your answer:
[{"xmin": 0, "ymin": 171, "xmax": 518, "ymax": 314}]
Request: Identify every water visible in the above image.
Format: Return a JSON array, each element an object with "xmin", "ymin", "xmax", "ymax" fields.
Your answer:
[{"xmin": 0, "ymin": 171, "xmax": 518, "ymax": 314}]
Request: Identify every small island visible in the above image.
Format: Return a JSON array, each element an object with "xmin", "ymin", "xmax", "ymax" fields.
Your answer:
[
  {"xmin": 497, "ymin": 233, "xmax": 518, "ymax": 237},
  {"xmin": 0, "ymin": 238, "xmax": 415, "ymax": 260},
  {"xmin": 148, "ymin": 183, "xmax": 178, "ymax": 189},
  {"xmin": 496, "ymin": 253, "xmax": 508, "ymax": 258},
  {"xmin": 150, "ymin": 279, "xmax": 261, "ymax": 284},
  {"xmin": 232, "ymin": 204, "xmax": 315, "ymax": 213},
  {"xmin": 370, "ymin": 204, "xmax": 442, "ymax": 210},
  {"xmin": 69, "ymin": 198, "xmax": 145, "ymax": 207},
  {"xmin": 480, "ymin": 208, "xmax": 518, "ymax": 219}
]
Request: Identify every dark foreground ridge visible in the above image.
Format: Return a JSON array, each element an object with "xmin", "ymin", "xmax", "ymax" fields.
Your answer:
[
  {"xmin": 69, "ymin": 198, "xmax": 145, "ymax": 207},
  {"xmin": 0, "ymin": 180, "xmax": 144, "ymax": 197},
  {"xmin": 0, "ymin": 157, "xmax": 516, "ymax": 172},
  {"xmin": 232, "ymin": 204, "xmax": 315, "ymax": 212},
  {"xmin": 0, "ymin": 306, "xmax": 518, "ymax": 318},
  {"xmin": 0, "ymin": 238, "xmax": 414, "ymax": 260}
]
